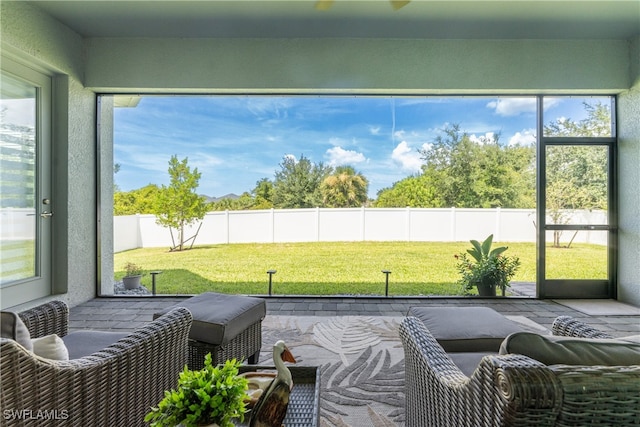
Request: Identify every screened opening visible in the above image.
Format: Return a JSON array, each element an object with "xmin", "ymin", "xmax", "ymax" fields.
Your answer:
[{"xmin": 97, "ymin": 95, "xmax": 616, "ymax": 298}]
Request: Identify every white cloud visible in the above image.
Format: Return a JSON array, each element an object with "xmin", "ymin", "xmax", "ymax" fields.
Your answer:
[
  {"xmin": 328, "ymin": 137, "xmax": 348, "ymax": 147},
  {"xmin": 115, "ymin": 145, "xmax": 224, "ymax": 177},
  {"xmin": 189, "ymin": 152, "xmax": 225, "ymax": 170},
  {"xmin": 509, "ymin": 129, "xmax": 536, "ymax": 146},
  {"xmin": 369, "ymin": 126, "xmax": 381, "ymax": 135},
  {"xmin": 283, "ymin": 153, "xmax": 297, "ymax": 162},
  {"xmin": 394, "ymin": 129, "xmax": 406, "ymax": 139},
  {"xmin": 487, "ymin": 98, "xmax": 536, "ymax": 116},
  {"xmin": 487, "ymin": 97, "xmax": 563, "ymax": 117},
  {"xmin": 246, "ymin": 97, "xmax": 291, "ymax": 119},
  {"xmin": 542, "ymin": 97, "xmax": 562, "ymax": 111},
  {"xmin": 325, "ymin": 146, "xmax": 366, "ymax": 166},
  {"xmin": 391, "ymin": 141, "xmax": 424, "ymax": 172},
  {"xmin": 469, "ymin": 132, "xmax": 497, "ymax": 144}
]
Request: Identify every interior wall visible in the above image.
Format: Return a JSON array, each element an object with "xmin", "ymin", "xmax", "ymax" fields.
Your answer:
[
  {"xmin": 1, "ymin": 2, "xmax": 97, "ymax": 307},
  {"xmin": 85, "ymin": 38, "xmax": 630, "ymax": 93}
]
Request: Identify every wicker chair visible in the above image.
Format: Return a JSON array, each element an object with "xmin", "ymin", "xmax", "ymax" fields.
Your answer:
[
  {"xmin": 400, "ymin": 315, "xmax": 640, "ymax": 427},
  {"xmin": 1, "ymin": 301, "xmax": 193, "ymax": 427}
]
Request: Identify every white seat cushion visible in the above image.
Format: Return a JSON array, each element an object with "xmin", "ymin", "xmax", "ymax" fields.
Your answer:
[{"xmin": 32, "ymin": 334, "xmax": 69, "ymax": 360}]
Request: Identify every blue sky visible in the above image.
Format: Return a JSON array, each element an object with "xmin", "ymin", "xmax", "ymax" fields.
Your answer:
[{"xmin": 113, "ymin": 95, "xmax": 602, "ymax": 199}]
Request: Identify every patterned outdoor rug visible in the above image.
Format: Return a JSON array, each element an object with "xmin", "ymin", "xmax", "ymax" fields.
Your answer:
[{"xmin": 258, "ymin": 315, "xmax": 406, "ymax": 427}]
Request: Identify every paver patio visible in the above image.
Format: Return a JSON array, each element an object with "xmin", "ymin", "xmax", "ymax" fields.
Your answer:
[{"xmin": 68, "ymin": 296, "xmax": 640, "ymax": 338}]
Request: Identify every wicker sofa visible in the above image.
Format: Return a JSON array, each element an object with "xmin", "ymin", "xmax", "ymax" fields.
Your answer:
[
  {"xmin": 1, "ymin": 301, "xmax": 192, "ymax": 427},
  {"xmin": 399, "ymin": 315, "xmax": 640, "ymax": 426}
]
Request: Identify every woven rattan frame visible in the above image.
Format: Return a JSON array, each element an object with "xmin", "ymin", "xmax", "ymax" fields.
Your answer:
[
  {"xmin": 18, "ymin": 299, "xmax": 68, "ymax": 339},
  {"xmin": 551, "ymin": 315, "xmax": 614, "ymax": 339},
  {"xmin": 400, "ymin": 315, "xmax": 640, "ymax": 427},
  {"xmin": 1, "ymin": 301, "xmax": 192, "ymax": 427},
  {"xmin": 187, "ymin": 319, "xmax": 262, "ymax": 369}
]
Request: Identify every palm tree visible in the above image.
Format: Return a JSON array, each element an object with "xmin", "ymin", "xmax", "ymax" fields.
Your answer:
[{"xmin": 320, "ymin": 166, "xmax": 369, "ymax": 208}]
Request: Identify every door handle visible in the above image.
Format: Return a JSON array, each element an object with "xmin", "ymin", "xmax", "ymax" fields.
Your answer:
[{"xmin": 40, "ymin": 211, "xmax": 54, "ymax": 218}]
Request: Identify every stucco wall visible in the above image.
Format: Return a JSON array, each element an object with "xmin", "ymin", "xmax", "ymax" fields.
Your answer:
[
  {"xmin": 85, "ymin": 38, "xmax": 631, "ymax": 93},
  {"xmin": 1, "ymin": 2, "xmax": 97, "ymax": 307},
  {"xmin": 617, "ymin": 36, "xmax": 640, "ymax": 306},
  {"xmin": 98, "ymin": 97, "xmax": 115, "ymax": 296},
  {"xmin": 0, "ymin": 2, "xmax": 83, "ymax": 80}
]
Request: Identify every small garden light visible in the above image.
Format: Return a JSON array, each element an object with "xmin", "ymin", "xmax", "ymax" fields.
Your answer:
[
  {"xmin": 267, "ymin": 269, "xmax": 277, "ymax": 296},
  {"xmin": 381, "ymin": 270, "xmax": 391, "ymax": 297},
  {"xmin": 150, "ymin": 271, "xmax": 162, "ymax": 295}
]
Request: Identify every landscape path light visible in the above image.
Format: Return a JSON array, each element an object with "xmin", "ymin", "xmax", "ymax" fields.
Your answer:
[
  {"xmin": 382, "ymin": 270, "xmax": 391, "ymax": 297},
  {"xmin": 267, "ymin": 269, "xmax": 277, "ymax": 296},
  {"xmin": 150, "ymin": 271, "xmax": 162, "ymax": 295}
]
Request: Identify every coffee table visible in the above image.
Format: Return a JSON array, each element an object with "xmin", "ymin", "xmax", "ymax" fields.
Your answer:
[{"xmin": 238, "ymin": 365, "xmax": 320, "ymax": 427}]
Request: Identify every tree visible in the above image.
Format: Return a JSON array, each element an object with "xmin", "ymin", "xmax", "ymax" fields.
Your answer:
[
  {"xmin": 272, "ymin": 154, "xmax": 331, "ymax": 208},
  {"xmin": 252, "ymin": 178, "xmax": 274, "ymax": 209},
  {"xmin": 544, "ymin": 102, "xmax": 611, "ymax": 137},
  {"xmin": 320, "ymin": 166, "xmax": 369, "ymax": 208},
  {"xmin": 544, "ymin": 102, "xmax": 610, "ymax": 247},
  {"xmin": 375, "ymin": 174, "xmax": 443, "ymax": 207},
  {"xmin": 417, "ymin": 124, "xmax": 535, "ymax": 208},
  {"xmin": 114, "ymin": 184, "xmax": 161, "ymax": 215},
  {"xmin": 155, "ymin": 155, "xmax": 208, "ymax": 251}
]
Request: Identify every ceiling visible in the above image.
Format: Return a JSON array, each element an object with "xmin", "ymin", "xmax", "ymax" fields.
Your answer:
[{"xmin": 30, "ymin": 0, "xmax": 640, "ymax": 40}]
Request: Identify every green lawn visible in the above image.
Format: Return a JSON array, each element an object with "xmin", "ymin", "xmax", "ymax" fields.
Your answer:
[{"xmin": 114, "ymin": 241, "xmax": 607, "ymax": 296}]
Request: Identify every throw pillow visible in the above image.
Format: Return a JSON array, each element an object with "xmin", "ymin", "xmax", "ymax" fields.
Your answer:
[
  {"xmin": 31, "ymin": 334, "xmax": 70, "ymax": 360},
  {"xmin": 500, "ymin": 332, "xmax": 640, "ymax": 366},
  {"xmin": 0, "ymin": 311, "xmax": 33, "ymax": 351}
]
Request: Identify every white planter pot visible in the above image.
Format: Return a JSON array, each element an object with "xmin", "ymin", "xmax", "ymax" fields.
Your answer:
[{"xmin": 122, "ymin": 275, "xmax": 142, "ymax": 289}]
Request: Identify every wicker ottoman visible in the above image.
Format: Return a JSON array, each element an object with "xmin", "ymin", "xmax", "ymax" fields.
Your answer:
[{"xmin": 155, "ymin": 293, "xmax": 266, "ymax": 369}]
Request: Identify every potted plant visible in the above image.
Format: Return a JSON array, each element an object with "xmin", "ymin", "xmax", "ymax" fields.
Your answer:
[
  {"xmin": 455, "ymin": 234, "xmax": 520, "ymax": 296},
  {"xmin": 145, "ymin": 355, "xmax": 249, "ymax": 427},
  {"xmin": 122, "ymin": 262, "xmax": 143, "ymax": 290}
]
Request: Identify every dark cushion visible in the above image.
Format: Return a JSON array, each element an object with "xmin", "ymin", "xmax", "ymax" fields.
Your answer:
[
  {"xmin": 1, "ymin": 311, "xmax": 33, "ymax": 351},
  {"xmin": 408, "ymin": 306, "xmax": 524, "ymax": 352},
  {"xmin": 154, "ymin": 293, "xmax": 266, "ymax": 346},
  {"xmin": 500, "ymin": 332, "xmax": 640, "ymax": 366},
  {"xmin": 62, "ymin": 330, "xmax": 128, "ymax": 359},
  {"xmin": 449, "ymin": 352, "xmax": 496, "ymax": 377}
]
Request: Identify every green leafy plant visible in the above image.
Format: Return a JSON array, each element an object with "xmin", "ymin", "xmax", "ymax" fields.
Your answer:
[
  {"xmin": 455, "ymin": 234, "xmax": 520, "ymax": 295},
  {"xmin": 123, "ymin": 262, "xmax": 143, "ymax": 277},
  {"xmin": 145, "ymin": 356, "xmax": 248, "ymax": 427}
]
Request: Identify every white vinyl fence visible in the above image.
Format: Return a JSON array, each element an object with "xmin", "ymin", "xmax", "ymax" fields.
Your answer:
[{"xmin": 113, "ymin": 207, "xmax": 608, "ymax": 253}]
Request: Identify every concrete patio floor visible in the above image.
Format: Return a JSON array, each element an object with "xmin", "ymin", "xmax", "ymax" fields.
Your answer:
[{"xmin": 69, "ymin": 296, "xmax": 640, "ymax": 338}]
